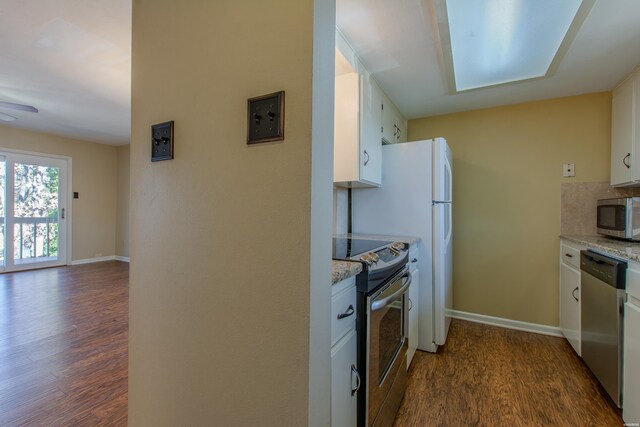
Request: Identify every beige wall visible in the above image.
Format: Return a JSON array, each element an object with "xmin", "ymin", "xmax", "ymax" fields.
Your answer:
[
  {"xmin": 0, "ymin": 124, "xmax": 118, "ymax": 261},
  {"xmin": 408, "ymin": 93, "xmax": 612, "ymax": 326},
  {"xmin": 129, "ymin": 1, "xmax": 334, "ymax": 425},
  {"xmin": 116, "ymin": 145, "xmax": 130, "ymax": 258}
]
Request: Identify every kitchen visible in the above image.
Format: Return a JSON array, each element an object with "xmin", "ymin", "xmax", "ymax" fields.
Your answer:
[
  {"xmin": 328, "ymin": 0, "xmax": 640, "ymax": 426},
  {"xmin": 1, "ymin": 0, "xmax": 640, "ymax": 426}
]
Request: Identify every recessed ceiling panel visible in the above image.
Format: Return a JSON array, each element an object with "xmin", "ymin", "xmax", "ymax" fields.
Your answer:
[{"xmin": 446, "ymin": 0, "xmax": 583, "ymax": 91}]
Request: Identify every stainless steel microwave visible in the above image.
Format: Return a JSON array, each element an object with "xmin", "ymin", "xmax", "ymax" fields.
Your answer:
[{"xmin": 597, "ymin": 197, "xmax": 640, "ymax": 241}]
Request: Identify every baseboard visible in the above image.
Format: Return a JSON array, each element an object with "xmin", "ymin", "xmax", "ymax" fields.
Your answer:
[
  {"xmin": 450, "ymin": 310, "xmax": 563, "ymax": 337},
  {"xmin": 114, "ymin": 256, "xmax": 130, "ymax": 262},
  {"xmin": 71, "ymin": 255, "xmax": 116, "ymax": 265}
]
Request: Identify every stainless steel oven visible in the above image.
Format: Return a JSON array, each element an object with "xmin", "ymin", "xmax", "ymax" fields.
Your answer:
[
  {"xmin": 366, "ymin": 266, "xmax": 410, "ymax": 427},
  {"xmin": 332, "ymin": 237, "xmax": 410, "ymax": 427}
]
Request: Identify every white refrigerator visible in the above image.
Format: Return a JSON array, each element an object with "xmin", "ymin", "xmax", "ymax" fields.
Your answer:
[{"xmin": 353, "ymin": 138, "xmax": 453, "ymax": 353}]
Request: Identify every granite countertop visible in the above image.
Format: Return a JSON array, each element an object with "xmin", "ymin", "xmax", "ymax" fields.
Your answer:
[
  {"xmin": 332, "ymin": 260, "xmax": 362, "ymax": 285},
  {"xmin": 335, "ymin": 233, "xmax": 421, "ymax": 245},
  {"xmin": 561, "ymin": 235, "xmax": 640, "ymax": 263}
]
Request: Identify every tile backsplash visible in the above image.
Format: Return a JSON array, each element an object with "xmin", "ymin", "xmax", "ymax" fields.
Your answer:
[{"xmin": 561, "ymin": 182, "xmax": 640, "ymax": 235}]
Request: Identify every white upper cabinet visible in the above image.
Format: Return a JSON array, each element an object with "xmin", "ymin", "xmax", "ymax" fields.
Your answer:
[
  {"xmin": 333, "ymin": 69, "xmax": 382, "ymax": 187},
  {"xmin": 333, "ymin": 33, "xmax": 382, "ymax": 187},
  {"xmin": 611, "ymin": 69, "xmax": 640, "ymax": 187},
  {"xmin": 381, "ymin": 95, "xmax": 396, "ymax": 144},
  {"xmin": 360, "ymin": 76, "xmax": 382, "ymax": 184},
  {"xmin": 333, "ymin": 29, "xmax": 406, "ymax": 187},
  {"xmin": 381, "ymin": 94, "xmax": 407, "ymax": 145}
]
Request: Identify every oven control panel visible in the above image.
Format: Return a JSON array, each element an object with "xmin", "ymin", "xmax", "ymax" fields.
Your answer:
[{"xmin": 360, "ymin": 242, "xmax": 407, "ymax": 267}]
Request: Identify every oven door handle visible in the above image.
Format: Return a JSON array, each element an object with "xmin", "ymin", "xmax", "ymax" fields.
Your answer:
[{"xmin": 371, "ymin": 273, "xmax": 412, "ymax": 311}]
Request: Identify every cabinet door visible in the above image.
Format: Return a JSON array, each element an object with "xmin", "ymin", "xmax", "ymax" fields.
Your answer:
[
  {"xmin": 381, "ymin": 94, "xmax": 395, "ymax": 144},
  {"xmin": 634, "ymin": 73, "xmax": 640, "ymax": 182},
  {"xmin": 334, "ymin": 72, "xmax": 360, "ymax": 184},
  {"xmin": 360, "ymin": 76, "xmax": 382, "ymax": 185},
  {"xmin": 624, "ymin": 301, "xmax": 640, "ymax": 424},
  {"xmin": 395, "ymin": 115, "xmax": 407, "ymax": 144},
  {"xmin": 331, "ymin": 328, "xmax": 358, "ymax": 427},
  {"xmin": 560, "ymin": 262, "xmax": 581, "ymax": 355},
  {"xmin": 407, "ymin": 268, "xmax": 420, "ymax": 368},
  {"xmin": 611, "ymin": 76, "xmax": 635, "ymax": 186}
]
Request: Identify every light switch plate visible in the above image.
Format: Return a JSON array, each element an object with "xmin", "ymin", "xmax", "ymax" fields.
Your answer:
[
  {"xmin": 563, "ymin": 163, "xmax": 575, "ymax": 177},
  {"xmin": 247, "ymin": 91, "xmax": 285, "ymax": 144},
  {"xmin": 151, "ymin": 121, "xmax": 174, "ymax": 161}
]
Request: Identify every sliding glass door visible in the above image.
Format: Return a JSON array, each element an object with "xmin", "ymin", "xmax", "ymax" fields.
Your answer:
[{"xmin": 0, "ymin": 152, "xmax": 68, "ymax": 272}]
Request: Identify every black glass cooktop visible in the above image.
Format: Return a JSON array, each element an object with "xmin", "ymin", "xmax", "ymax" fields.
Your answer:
[{"xmin": 332, "ymin": 238, "xmax": 392, "ymax": 259}]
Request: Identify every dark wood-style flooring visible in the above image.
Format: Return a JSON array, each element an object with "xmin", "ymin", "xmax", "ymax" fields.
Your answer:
[
  {"xmin": 0, "ymin": 261, "xmax": 128, "ymax": 426},
  {"xmin": 394, "ymin": 319, "xmax": 624, "ymax": 427},
  {"xmin": 0, "ymin": 263, "xmax": 625, "ymax": 426}
]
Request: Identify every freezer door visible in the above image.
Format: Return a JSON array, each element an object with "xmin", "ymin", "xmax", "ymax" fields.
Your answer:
[
  {"xmin": 433, "ymin": 138, "xmax": 452, "ymax": 202},
  {"xmin": 433, "ymin": 201, "xmax": 453, "ymax": 345}
]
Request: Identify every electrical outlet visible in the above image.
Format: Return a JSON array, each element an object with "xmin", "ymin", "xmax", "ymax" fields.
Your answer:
[
  {"xmin": 563, "ymin": 163, "xmax": 575, "ymax": 177},
  {"xmin": 247, "ymin": 91, "xmax": 284, "ymax": 144},
  {"xmin": 151, "ymin": 121, "xmax": 174, "ymax": 161}
]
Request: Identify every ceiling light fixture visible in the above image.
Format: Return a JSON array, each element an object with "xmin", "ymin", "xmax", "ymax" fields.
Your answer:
[
  {"xmin": 0, "ymin": 112, "xmax": 18, "ymax": 122},
  {"xmin": 0, "ymin": 101, "xmax": 39, "ymax": 113},
  {"xmin": 434, "ymin": 0, "xmax": 596, "ymax": 93}
]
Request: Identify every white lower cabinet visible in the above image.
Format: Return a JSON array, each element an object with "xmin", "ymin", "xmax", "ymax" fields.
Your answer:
[
  {"xmin": 560, "ymin": 263, "xmax": 581, "ymax": 355},
  {"xmin": 559, "ymin": 240, "xmax": 583, "ymax": 356},
  {"xmin": 331, "ymin": 329, "xmax": 358, "ymax": 427},
  {"xmin": 624, "ymin": 298, "xmax": 640, "ymax": 424},
  {"xmin": 331, "ymin": 276, "xmax": 359, "ymax": 427}
]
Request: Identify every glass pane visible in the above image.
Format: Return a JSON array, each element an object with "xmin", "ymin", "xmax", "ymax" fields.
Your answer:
[
  {"xmin": 376, "ymin": 297, "xmax": 403, "ymax": 383},
  {"xmin": 13, "ymin": 163, "xmax": 60, "ymax": 263},
  {"xmin": 0, "ymin": 160, "xmax": 5, "ymax": 267}
]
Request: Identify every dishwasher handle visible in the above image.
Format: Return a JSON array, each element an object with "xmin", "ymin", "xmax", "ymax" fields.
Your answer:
[{"xmin": 580, "ymin": 250, "xmax": 627, "ymax": 289}]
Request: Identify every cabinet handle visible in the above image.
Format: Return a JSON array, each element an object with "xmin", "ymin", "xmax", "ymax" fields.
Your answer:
[
  {"xmin": 351, "ymin": 364, "xmax": 361, "ymax": 396},
  {"xmin": 363, "ymin": 150, "xmax": 370, "ymax": 166},
  {"xmin": 624, "ymin": 153, "xmax": 631, "ymax": 168},
  {"xmin": 397, "ymin": 127, "xmax": 401, "ymax": 140},
  {"xmin": 565, "ymin": 253, "xmax": 573, "ymax": 258},
  {"xmin": 572, "ymin": 286, "xmax": 579, "ymax": 302},
  {"xmin": 337, "ymin": 304, "xmax": 355, "ymax": 320},
  {"xmin": 411, "ymin": 258, "xmax": 418, "ymax": 263},
  {"xmin": 408, "ymin": 297, "xmax": 413, "ymax": 311}
]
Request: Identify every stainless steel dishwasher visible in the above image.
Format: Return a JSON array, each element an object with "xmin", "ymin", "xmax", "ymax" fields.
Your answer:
[{"xmin": 580, "ymin": 250, "xmax": 627, "ymax": 407}]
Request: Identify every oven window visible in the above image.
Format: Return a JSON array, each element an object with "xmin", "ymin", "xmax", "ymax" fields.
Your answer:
[
  {"xmin": 598, "ymin": 205, "xmax": 625, "ymax": 230},
  {"xmin": 376, "ymin": 297, "xmax": 403, "ymax": 384}
]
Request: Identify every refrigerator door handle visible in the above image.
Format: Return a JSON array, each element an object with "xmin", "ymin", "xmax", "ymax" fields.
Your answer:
[
  {"xmin": 444, "ymin": 203, "xmax": 452, "ymax": 247},
  {"xmin": 444, "ymin": 154, "xmax": 453, "ymax": 200}
]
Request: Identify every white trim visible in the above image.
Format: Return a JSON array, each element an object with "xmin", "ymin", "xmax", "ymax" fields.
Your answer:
[
  {"xmin": 450, "ymin": 310, "xmax": 563, "ymax": 337},
  {"xmin": 0, "ymin": 146, "xmax": 73, "ymax": 161},
  {"xmin": 71, "ymin": 255, "xmax": 116, "ymax": 265},
  {"xmin": 115, "ymin": 255, "xmax": 130, "ymax": 262},
  {"xmin": 66, "ymin": 157, "xmax": 73, "ymax": 265}
]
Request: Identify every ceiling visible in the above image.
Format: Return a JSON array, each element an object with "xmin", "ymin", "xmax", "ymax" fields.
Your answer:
[
  {"xmin": 1, "ymin": 1, "xmax": 639, "ymax": 144},
  {"xmin": 337, "ymin": 0, "xmax": 640, "ymax": 119},
  {"xmin": 0, "ymin": 0, "xmax": 131, "ymax": 145}
]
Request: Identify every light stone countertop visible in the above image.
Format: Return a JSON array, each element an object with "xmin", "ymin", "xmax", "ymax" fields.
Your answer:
[
  {"xmin": 335, "ymin": 233, "xmax": 421, "ymax": 246},
  {"xmin": 561, "ymin": 235, "xmax": 640, "ymax": 263},
  {"xmin": 332, "ymin": 260, "xmax": 363, "ymax": 285}
]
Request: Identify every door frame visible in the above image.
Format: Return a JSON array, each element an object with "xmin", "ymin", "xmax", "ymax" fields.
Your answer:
[{"xmin": 0, "ymin": 147, "xmax": 73, "ymax": 270}]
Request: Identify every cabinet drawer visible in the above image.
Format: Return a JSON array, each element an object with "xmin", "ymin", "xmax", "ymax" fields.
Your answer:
[
  {"xmin": 627, "ymin": 268, "xmax": 640, "ymax": 301},
  {"xmin": 332, "ymin": 285, "xmax": 357, "ymax": 346},
  {"xmin": 561, "ymin": 243, "xmax": 581, "ymax": 270}
]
